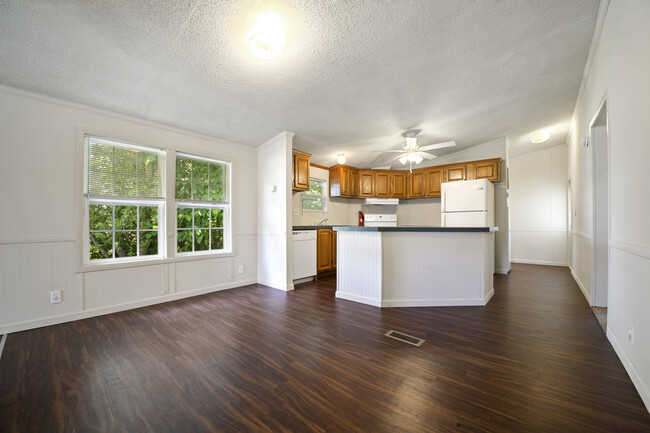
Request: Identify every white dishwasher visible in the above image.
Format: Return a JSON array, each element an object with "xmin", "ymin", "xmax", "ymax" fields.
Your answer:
[{"xmin": 292, "ymin": 230, "xmax": 317, "ymax": 281}]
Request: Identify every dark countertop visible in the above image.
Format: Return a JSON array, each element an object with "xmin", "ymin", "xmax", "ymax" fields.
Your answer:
[
  {"xmin": 293, "ymin": 225, "xmax": 354, "ymax": 230},
  {"xmin": 332, "ymin": 226, "xmax": 498, "ymax": 232}
]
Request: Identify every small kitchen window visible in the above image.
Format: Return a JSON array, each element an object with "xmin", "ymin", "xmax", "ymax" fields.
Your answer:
[{"xmin": 301, "ymin": 179, "xmax": 327, "ymax": 211}]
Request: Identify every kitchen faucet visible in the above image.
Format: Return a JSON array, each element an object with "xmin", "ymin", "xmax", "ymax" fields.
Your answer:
[{"xmin": 317, "ymin": 218, "xmax": 328, "ymax": 226}]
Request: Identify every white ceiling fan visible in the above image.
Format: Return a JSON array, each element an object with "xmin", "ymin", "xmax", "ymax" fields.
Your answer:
[{"xmin": 376, "ymin": 131, "xmax": 456, "ymax": 172}]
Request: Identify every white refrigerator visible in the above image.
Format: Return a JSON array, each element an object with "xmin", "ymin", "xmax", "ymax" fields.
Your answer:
[{"xmin": 441, "ymin": 178, "xmax": 495, "ymax": 227}]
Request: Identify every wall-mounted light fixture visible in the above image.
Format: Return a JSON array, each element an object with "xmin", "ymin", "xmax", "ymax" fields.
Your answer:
[{"xmin": 530, "ymin": 130, "xmax": 550, "ymax": 144}]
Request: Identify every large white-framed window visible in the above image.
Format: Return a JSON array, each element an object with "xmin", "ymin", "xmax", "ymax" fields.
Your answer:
[
  {"xmin": 301, "ymin": 178, "xmax": 327, "ymax": 211},
  {"xmin": 83, "ymin": 135, "xmax": 166, "ymax": 264},
  {"xmin": 175, "ymin": 152, "xmax": 231, "ymax": 255}
]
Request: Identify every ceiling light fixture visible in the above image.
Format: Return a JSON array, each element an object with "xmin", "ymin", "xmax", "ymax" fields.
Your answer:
[
  {"xmin": 337, "ymin": 153, "xmax": 346, "ymax": 164},
  {"xmin": 248, "ymin": 12, "xmax": 285, "ymax": 59},
  {"xmin": 530, "ymin": 130, "xmax": 550, "ymax": 144}
]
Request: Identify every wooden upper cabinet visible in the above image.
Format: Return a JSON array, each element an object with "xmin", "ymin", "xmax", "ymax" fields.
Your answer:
[
  {"xmin": 390, "ymin": 172, "xmax": 407, "ymax": 198},
  {"xmin": 424, "ymin": 167, "xmax": 443, "ymax": 197},
  {"xmin": 329, "ymin": 165, "xmax": 358, "ymax": 197},
  {"xmin": 317, "ymin": 229, "xmax": 332, "ymax": 272},
  {"xmin": 473, "ymin": 158, "xmax": 502, "ymax": 182},
  {"xmin": 444, "ymin": 163, "xmax": 467, "ymax": 183},
  {"xmin": 408, "ymin": 170, "xmax": 426, "ymax": 198},
  {"xmin": 292, "ymin": 151, "xmax": 310, "ymax": 191},
  {"xmin": 350, "ymin": 168, "xmax": 359, "ymax": 197},
  {"xmin": 374, "ymin": 171, "xmax": 391, "ymax": 198},
  {"xmin": 358, "ymin": 170, "xmax": 375, "ymax": 197}
]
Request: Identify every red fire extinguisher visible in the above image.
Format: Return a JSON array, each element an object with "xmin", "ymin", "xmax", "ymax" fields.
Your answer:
[{"xmin": 358, "ymin": 211, "xmax": 364, "ymax": 226}]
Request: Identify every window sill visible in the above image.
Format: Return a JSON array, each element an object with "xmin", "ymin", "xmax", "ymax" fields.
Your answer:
[{"xmin": 78, "ymin": 251, "xmax": 234, "ymax": 273}]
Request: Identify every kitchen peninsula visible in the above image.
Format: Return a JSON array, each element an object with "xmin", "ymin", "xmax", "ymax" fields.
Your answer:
[{"xmin": 334, "ymin": 226, "xmax": 497, "ymax": 307}]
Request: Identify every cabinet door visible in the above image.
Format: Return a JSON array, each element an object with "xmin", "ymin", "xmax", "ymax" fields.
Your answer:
[
  {"xmin": 444, "ymin": 163, "xmax": 467, "ymax": 182},
  {"xmin": 331, "ymin": 230, "xmax": 337, "ymax": 268},
  {"xmin": 293, "ymin": 152, "xmax": 310, "ymax": 191},
  {"xmin": 474, "ymin": 159, "xmax": 501, "ymax": 182},
  {"xmin": 409, "ymin": 170, "xmax": 425, "ymax": 198},
  {"xmin": 350, "ymin": 169, "xmax": 359, "ymax": 197},
  {"xmin": 317, "ymin": 229, "xmax": 332, "ymax": 272},
  {"xmin": 390, "ymin": 172, "xmax": 407, "ymax": 198},
  {"xmin": 340, "ymin": 166, "xmax": 351, "ymax": 196},
  {"xmin": 374, "ymin": 172, "xmax": 390, "ymax": 197},
  {"xmin": 358, "ymin": 170, "xmax": 374, "ymax": 197},
  {"xmin": 425, "ymin": 168, "xmax": 443, "ymax": 197}
]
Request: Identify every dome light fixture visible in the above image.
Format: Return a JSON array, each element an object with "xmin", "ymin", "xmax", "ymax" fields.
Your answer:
[
  {"xmin": 337, "ymin": 153, "xmax": 346, "ymax": 164},
  {"xmin": 248, "ymin": 12, "xmax": 285, "ymax": 59},
  {"xmin": 530, "ymin": 130, "xmax": 550, "ymax": 144}
]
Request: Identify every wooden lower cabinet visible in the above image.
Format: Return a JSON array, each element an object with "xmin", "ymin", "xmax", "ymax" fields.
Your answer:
[
  {"xmin": 317, "ymin": 229, "xmax": 337, "ymax": 272},
  {"xmin": 331, "ymin": 230, "xmax": 337, "ymax": 268}
]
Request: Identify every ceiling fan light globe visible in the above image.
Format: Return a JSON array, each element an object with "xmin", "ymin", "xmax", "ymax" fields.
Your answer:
[
  {"xmin": 414, "ymin": 155, "xmax": 424, "ymax": 164},
  {"xmin": 399, "ymin": 155, "xmax": 408, "ymax": 165}
]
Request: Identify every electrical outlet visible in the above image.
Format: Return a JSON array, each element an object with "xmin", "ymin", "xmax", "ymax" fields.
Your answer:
[
  {"xmin": 50, "ymin": 290, "xmax": 62, "ymax": 304},
  {"xmin": 238, "ymin": 266, "xmax": 244, "ymax": 274},
  {"xmin": 628, "ymin": 325, "xmax": 634, "ymax": 345}
]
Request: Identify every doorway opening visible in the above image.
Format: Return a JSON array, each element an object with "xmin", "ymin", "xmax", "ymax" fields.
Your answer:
[{"xmin": 590, "ymin": 99, "xmax": 609, "ymax": 326}]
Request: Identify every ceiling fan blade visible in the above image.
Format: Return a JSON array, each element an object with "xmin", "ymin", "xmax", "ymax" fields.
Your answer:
[
  {"xmin": 416, "ymin": 152, "xmax": 437, "ymax": 160},
  {"xmin": 372, "ymin": 149, "xmax": 407, "ymax": 153},
  {"xmin": 418, "ymin": 141, "xmax": 456, "ymax": 151},
  {"xmin": 390, "ymin": 153, "xmax": 408, "ymax": 161}
]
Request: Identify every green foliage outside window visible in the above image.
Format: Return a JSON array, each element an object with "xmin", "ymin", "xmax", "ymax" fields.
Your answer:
[
  {"xmin": 89, "ymin": 204, "xmax": 158, "ymax": 260},
  {"xmin": 175, "ymin": 157, "xmax": 225, "ymax": 201},
  {"xmin": 177, "ymin": 208, "xmax": 224, "ymax": 253},
  {"xmin": 302, "ymin": 179, "xmax": 326, "ymax": 211}
]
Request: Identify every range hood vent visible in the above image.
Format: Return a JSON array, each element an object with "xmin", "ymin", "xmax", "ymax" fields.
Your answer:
[{"xmin": 365, "ymin": 198, "xmax": 399, "ymax": 206}]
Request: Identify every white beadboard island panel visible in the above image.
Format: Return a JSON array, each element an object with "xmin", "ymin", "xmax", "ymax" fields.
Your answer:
[
  {"xmin": 335, "ymin": 231, "xmax": 382, "ymax": 307},
  {"xmin": 335, "ymin": 227, "xmax": 495, "ymax": 308}
]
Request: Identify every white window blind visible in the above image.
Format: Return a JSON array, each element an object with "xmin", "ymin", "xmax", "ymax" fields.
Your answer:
[{"xmin": 86, "ymin": 136, "xmax": 164, "ymax": 198}]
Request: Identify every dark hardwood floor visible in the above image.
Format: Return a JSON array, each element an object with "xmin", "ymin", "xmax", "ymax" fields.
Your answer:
[{"xmin": 1, "ymin": 264, "xmax": 649, "ymax": 432}]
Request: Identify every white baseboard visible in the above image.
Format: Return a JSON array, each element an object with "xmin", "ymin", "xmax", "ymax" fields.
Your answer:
[
  {"xmin": 257, "ymin": 278, "xmax": 293, "ymax": 291},
  {"xmin": 570, "ymin": 266, "xmax": 591, "ymax": 304},
  {"xmin": 381, "ymin": 295, "xmax": 490, "ymax": 307},
  {"xmin": 1, "ymin": 278, "xmax": 257, "ymax": 335},
  {"xmin": 335, "ymin": 291, "xmax": 382, "ymax": 307},
  {"xmin": 511, "ymin": 259, "xmax": 568, "ymax": 266},
  {"xmin": 608, "ymin": 329, "xmax": 650, "ymax": 413}
]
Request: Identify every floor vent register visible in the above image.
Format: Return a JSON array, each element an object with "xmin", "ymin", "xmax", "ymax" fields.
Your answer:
[{"xmin": 384, "ymin": 330, "xmax": 425, "ymax": 347}]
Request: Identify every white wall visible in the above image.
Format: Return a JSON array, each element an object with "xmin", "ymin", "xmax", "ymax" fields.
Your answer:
[
  {"xmin": 568, "ymin": 0, "xmax": 650, "ymax": 410},
  {"xmin": 510, "ymin": 145, "xmax": 568, "ymax": 265},
  {"xmin": 0, "ymin": 86, "xmax": 258, "ymax": 333},
  {"xmin": 292, "ymin": 165, "xmax": 363, "ymax": 226},
  {"xmin": 257, "ymin": 131, "xmax": 293, "ymax": 290}
]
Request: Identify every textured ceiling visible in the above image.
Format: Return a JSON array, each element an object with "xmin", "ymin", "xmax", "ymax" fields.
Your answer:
[{"xmin": 0, "ymin": 0, "xmax": 599, "ymax": 167}]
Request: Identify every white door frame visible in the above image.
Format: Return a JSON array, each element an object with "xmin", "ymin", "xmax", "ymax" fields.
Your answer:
[{"xmin": 589, "ymin": 95, "xmax": 611, "ymax": 310}]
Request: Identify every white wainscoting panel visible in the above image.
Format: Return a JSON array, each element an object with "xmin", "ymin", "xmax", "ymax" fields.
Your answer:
[
  {"xmin": 570, "ymin": 232, "xmax": 592, "ymax": 302},
  {"xmin": 609, "ymin": 244, "xmax": 650, "ymax": 410},
  {"xmin": 83, "ymin": 264, "xmax": 166, "ymax": 311},
  {"xmin": 0, "ymin": 241, "xmax": 80, "ymax": 326},
  {"xmin": 175, "ymin": 257, "xmax": 232, "ymax": 293},
  {"xmin": 336, "ymin": 231, "xmax": 382, "ymax": 305}
]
